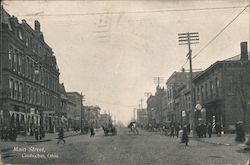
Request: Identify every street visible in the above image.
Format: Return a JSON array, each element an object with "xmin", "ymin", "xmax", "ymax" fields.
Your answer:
[{"xmin": 0, "ymin": 128, "xmax": 249, "ymax": 165}]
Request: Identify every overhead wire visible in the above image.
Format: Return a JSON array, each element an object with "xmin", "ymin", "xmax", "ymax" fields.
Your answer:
[
  {"xmin": 17, "ymin": 6, "xmax": 248, "ymax": 17},
  {"xmin": 180, "ymin": 3, "xmax": 249, "ymax": 70},
  {"xmin": 192, "ymin": 3, "xmax": 249, "ymax": 60}
]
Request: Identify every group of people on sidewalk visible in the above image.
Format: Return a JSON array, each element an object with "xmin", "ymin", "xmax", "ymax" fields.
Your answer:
[
  {"xmin": 0, "ymin": 125, "xmax": 17, "ymax": 141},
  {"xmin": 196, "ymin": 122, "xmax": 222, "ymax": 138}
]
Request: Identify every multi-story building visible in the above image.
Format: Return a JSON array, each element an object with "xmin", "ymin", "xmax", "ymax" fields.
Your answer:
[
  {"xmin": 137, "ymin": 108, "xmax": 147, "ymax": 127},
  {"xmin": 0, "ymin": 6, "xmax": 60, "ymax": 134},
  {"xmin": 146, "ymin": 95, "xmax": 157, "ymax": 127},
  {"xmin": 99, "ymin": 113, "xmax": 112, "ymax": 127},
  {"xmin": 58, "ymin": 83, "xmax": 68, "ymax": 129},
  {"xmin": 193, "ymin": 42, "xmax": 250, "ymax": 132},
  {"xmin": 66, "ymin": 92, "xmax": 83, "ymax": 130},
  {"xmin": 165, "ymin": 71, "xmax": 200, "ymax": 125},
  {"xmin": 84, "ymin": 106, "xmax": 101, "ymax": 128},
  {"xmin": 146, "ymin": 86, "xmax": 166, "ymax": 127},
  {"xmin": 174, "ymin": 84, "xmax": 192, "ymax": 127}
]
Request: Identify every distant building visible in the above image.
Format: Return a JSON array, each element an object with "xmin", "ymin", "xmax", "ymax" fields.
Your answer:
[
  {"xmin": 0, "ymin": 6, "xmax": 60, "ymax": 134},
  {"xmin": 99, "ymin": 113, "xmax": 112, "ymax": 127},
  {"xmin": 146, "ymin": 86, "xmax": 166, "ymax": 127},
  {"xmin": 66, "ymin": 92, "xmax": 83, "ymax": 130},
  {"xmin": 147, "ymin": 95, "xmax": 157, "ymax": 127},
  {"xmin": 58, "ymin": 83, "xmax": 68, "ymax": 129},
  {"xmin": 165, "ymin": 71, "xmax": 200, "ymax": 125},
  {"xmin": 137, "ymin": 108, "xmax": 147, "ymax": 127},
  {"xmin": 84, "ymin": 106, "xmax": 101, "ymax": 128},
  {"xmin": 193, "ymin": 42, "xmax": 250, "ymax": 132}
]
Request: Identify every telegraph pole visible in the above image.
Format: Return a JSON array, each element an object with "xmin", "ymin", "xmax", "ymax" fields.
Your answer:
[
  {"xmin": 80, "ymin": 93, "xmax": 85, "ymax": 134},
  {"xmin": 178, "ymin": 32, "xmax": 199, "ymax": 135}
]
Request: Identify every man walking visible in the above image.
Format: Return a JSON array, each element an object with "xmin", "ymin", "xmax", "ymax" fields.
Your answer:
[
  {"xmin": 57, "ymin": 127, "xmax": 65, "ymax": 144},
  {"xmin": 207, "ymin": 123, "xmax": 213, "ymax": 138}
]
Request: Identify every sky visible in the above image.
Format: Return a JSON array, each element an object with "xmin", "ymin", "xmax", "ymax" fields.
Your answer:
[{"xmin": 2, "ymin": 0, "xmax": 249, "ymax": 125}]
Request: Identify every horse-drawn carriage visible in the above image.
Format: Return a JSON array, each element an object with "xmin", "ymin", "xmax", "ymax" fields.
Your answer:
[
  {"xmin": 128, "ymin": 122, "xmax": 139, "ymax": 135},
  {"xmin": 102, "ymin": 123, "xmax": 117, "ymax": 136}
]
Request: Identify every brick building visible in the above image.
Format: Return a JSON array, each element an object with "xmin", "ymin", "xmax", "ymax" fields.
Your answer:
[
  {"xmin": 137, "ymin": 108, "xmax": 147, "ymax": 127},
  {"xmin": 146, "ymin": 86, "xmax": 166, "ymax": 127},
  {"xmin": 165, "ymin": 71, "xmax": 200, "ymax": 125},
  {"xmin": 66, "ymin": 92, "xmax": 83, "ymax": 130},
  {"xmin": 0, "ymin": 6, "xmax": 60, "ymax": 134},
  {"xmin": 174, "ymin": 83, "xmax": 192, "ymax": 127},
  {"xmin": 193, "ymin": 42, "xmax": 250, "ymax": 132},
  {"xmin": 84, "ymin": 106, "xmax": 101, "ymax": 128}
]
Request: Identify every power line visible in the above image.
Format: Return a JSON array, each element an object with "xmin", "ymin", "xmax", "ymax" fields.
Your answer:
[
  {"xmin": 179, "ymin": 3, "xmax": 249, "ymax": 69},
  {"xmin": 16, "ymin": 5, "xmax": 248, "ymax": 17},
  {"xmin": 192, "ymin": 3, "xmax": 249, "ymax": 60}
]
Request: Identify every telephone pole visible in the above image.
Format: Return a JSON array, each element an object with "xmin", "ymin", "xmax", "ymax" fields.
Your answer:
[
  {"xmin": 153, "ymin": 77, "xmax": 164, "ymax": 87},
  {"xmin": 178, "ymin": 32, "xmax": 199, "ymax": 134},
  {"xmin": 80, "ymin": 93, "xmax": 85, "ymax": 134}
]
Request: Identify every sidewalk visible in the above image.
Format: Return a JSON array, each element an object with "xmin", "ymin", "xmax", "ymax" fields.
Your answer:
[
  {"xmin": 195, "ymin": 133, "xmax": 250, "ymax": 146},
  {"xmin": 16, "ymin": 130, "xmax": 81, "ymax": 143}
]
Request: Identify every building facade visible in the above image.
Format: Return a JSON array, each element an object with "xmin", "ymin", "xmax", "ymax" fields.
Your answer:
[
  {"xmin": 66, "ymin": 92, "xmax": 83, "ymax": 130},
  {"xmin": 0, "ymin": 6, "xmax": 60, "ymax": 134},
  {"xmin": 84, "ymin": 106, "xmax": 101, "ymax": 128},
  {"xmin": 137, "ymin": 108, "xmax": 147, "ymax": 127},
  {"xmin": 193, "ymin": 42, "xmax": 250, "ymax": 132},
  {"xmin": 146, "ymin": 86, "xmax": 166, "ymax": 127}
]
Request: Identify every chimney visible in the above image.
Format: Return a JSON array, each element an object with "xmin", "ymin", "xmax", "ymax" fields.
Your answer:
[
  {"xmin": 240, "ymin": 42, "xmax": 248, "ymax": 61},
  {"xmin": 34, "ymin": 20, "xmax": 40, "ymax": 32}
]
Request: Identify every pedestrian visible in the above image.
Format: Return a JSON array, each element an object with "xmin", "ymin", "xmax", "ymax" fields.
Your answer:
[
  {"xmin": 235, "ymin": 121, "xmax": 245, "ymax": 142},
  {"xmin": 216, "ymin": 123, "xmax": 221, "ymax": 137},
  {"xmin": 201, "ymin": 123, "xmax": 206, "ymax": 138},
  {"xmin": 3, "ymin": 125, "xmax": 9, "ymax": 141},
  {"xmin": 90, "ymin": 127, "xmax": 95, "ymax": 137},
  {"xmin": 34, "ymin": 127, "xmax": 39, "ymax": 141},
  {"xmin": 170, "ymin": 125, "xmax": 175, "ymax": 137},
  {"xmin": 182, "ymin": 125, "xmax": 189, "ymax": 146},
  {"xmin": 39, "ymin": 126, "xmax": 45, "ymax": 139},
  {"xmin": 196, "ymin": 124, "xmax": 201, "ymax": 138},
  {"xmin": 187, "ymin": 124, "xmax": 191, "ymax": 135},
  {"xmin": 207, "ymin": 123, "xmax": 212, "ymax": 138},
  {"xmin": 57, "ymin": 127, "xmax": 65, "ymax": 144},
  {"xmin": 9, "ymin": 126, "xmax": 17, "ymax": 141},
  {"xmin": 175, "ymin": 124, "xmax": 180, "ymax": 138}
]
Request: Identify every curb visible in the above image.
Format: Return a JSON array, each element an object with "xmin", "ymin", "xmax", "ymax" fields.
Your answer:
[
  {"xmin": 194, "ymin": 138, "xmax": 231, "ymax": 146},
  {"xmin": 16, "ymin": 132, "xmax": 82, "ymax": 143}
]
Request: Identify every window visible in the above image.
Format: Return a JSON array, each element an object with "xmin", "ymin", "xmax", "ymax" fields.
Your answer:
[
  {"xmin": 205, "ymin": 83, "xmax": 208, "ymax": 98},
  {"xmin": 14, "ymin": 81, "xmax": 18, "ymax": 99},
  {"xmin": 13, "ymin": 51, "xmax": 17, "ymax": 71},
  {"xmin": 8, "ymin": 46, "xmax": 13, "ymax": 68},
  {"xmin": 19, "ymin": 83, "xmax": 23, "ymax": 101},
  {"xmin": 26, "ymin": 57, "xmax": 29, "ymax": 77},
  {"xmin": 26, "ymin": 86, "xmax": 30, "ymax": 103},
  {"xmin": 201, "ymin": 85, "xmax": 204, "ymax": 101},
  {"xmin": 9, "ymin": 79, "xmax": 13, "ymax": 98},
  {"xmin": 197, "ymin": 87, "xmax": 200, "ymax": 101},
  {"xmin": 18, "ymin": 54, "xmax": 22, "ymax": 74},
  {"xmin": 216, "ymin": 77, "xmax": 219, "ymax": 96},
  {"xmin": 210, "ymin": 80, "xmax": 213, "ymax": 98}
]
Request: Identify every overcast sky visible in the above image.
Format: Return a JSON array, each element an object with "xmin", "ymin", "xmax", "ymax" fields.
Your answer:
[{"xmin": 3, "ymin": 0, "xmax": 249, "ymax": 124}]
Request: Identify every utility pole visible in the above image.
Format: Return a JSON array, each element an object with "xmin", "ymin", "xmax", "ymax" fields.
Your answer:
[
  {"xmin": 178, "ymin": 32, "xmax": 199, "ymax": 135},
  {"xmin": 139, "ymin": 98, "xmax": 143, "ymax": 109},
  {"xmin": 133, "ymin": 108, "xmax": 136, "ymax": 121},
  {"xmin": 153, "ymin": 77, "xmax": 164, "ymax": 87},
  {"xmin": 80, "ymin": 93, "xmax": 85, "ymax": 134}
]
